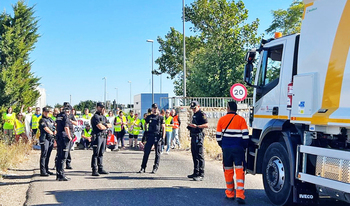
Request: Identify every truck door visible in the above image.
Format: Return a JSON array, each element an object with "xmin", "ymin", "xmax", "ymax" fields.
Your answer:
[{"xmin": 253, "ymin": 42, "xmax": 285, "ymax": 129}]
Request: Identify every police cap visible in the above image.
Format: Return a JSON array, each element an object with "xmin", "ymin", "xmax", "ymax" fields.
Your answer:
[
  {"xmin": 227, "ymin": 101, "xmax": 237, "ymax": 112},
  {"xmin": 97, "ymin": 102, "xmax": 105, "ymax": 108},
  {"xmin": 151, "ymin": 103, "xmax": 158, "ymax": 108},
  {"xmin": 42, "ymin": 107, "xmax": 50, "ymax": 112},
  {"xmin": 190, "ymin": 101, "xmax": 199, "ymax": 109}
]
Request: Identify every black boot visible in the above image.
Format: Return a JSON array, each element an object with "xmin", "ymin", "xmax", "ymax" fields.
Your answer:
[
  {"xmin": 137, "ymin": 168, "xmax": 145, "ymax": 173},
  {"xmin": 98, "ymin": 169, "xmax": 109, "ymax": 174},
  {"xmin": 151, "ymin": 166, "xmax": 158, "ymax": 174},
  {"xmin": 92, "ymin": 169, "xmax": 100, "ymax": 176},
  {"xmin": 66, "ymin": 164, "xmax": 73, "ymax": 169}
]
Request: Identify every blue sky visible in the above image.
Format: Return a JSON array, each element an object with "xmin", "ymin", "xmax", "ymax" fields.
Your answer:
[{"xmin": 1, "ymin": 0, "xmax": 292, "ymax": 107}]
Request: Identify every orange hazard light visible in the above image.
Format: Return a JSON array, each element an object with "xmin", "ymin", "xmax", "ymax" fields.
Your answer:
[{"xmin": 275, "ymin": 32, "xmax": 282, "ymax": 39}]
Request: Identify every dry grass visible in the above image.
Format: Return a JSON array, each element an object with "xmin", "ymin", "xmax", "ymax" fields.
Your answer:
[
  {"xmin": 0, "ymin": 140, "xmax": 32, "ymax": 172},
  {"xmin": 180, "ymin": 134, "xmax": 222, "ymax": 161}
]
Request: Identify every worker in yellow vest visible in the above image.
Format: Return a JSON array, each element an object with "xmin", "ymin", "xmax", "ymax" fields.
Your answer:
[
  {"xmin": 31, "ymin": 107, "xmax": 42, "ymax": 144},
  {"xmin": 14, "ymin": 113, "xmax": 28, "ymax": 142},
  {"xmin": 2, "ymin": 107, "xmax": 16, "ymax": 144},
  {"xmin": 130, "ymin": 113, "xmax": 141, "ymax": 148},
  {"xmin": 164, "ymin": 109, "xmax": 174, "ymax": 154},
  {"xmin": 82, "ymin": 108, "xmax": 92, "ymax": 119},
  {"xmin": 81, "ymin": 124, "xmax": 92, "ymax": 150},
  {"xmin": 127, "ymin": 110, "xmax": 135, "ymax": 147},
  {"xmin": 114, "ymin": 111, "xmax": 127, "ymax": 149}
]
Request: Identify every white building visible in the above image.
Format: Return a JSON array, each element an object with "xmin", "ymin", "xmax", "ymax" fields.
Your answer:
[{"xmin": 35, "ymin": 87, "xmax": 46, "ymax": 109}]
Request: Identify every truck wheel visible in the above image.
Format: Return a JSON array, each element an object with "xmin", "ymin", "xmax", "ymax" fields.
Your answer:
[{"xmin": 262, "ymin": 142, "xmax": 293, "ymax": 206}]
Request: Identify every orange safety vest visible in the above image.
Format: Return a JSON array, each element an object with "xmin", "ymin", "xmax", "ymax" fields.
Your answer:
[{"xmin": 172, "ymin": 115, "xmax": 179, "ymax": 129}]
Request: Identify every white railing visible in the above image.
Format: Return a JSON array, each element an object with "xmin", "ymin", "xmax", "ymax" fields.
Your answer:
[{"xmin": 160, "ymin": 97, "xmax": 253, "ymax": 109}]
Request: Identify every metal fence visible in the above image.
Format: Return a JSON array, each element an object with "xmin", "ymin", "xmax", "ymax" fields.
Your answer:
[{"xmin": 160, "ymin": 97, "xmax": 253, "ymax": 109}]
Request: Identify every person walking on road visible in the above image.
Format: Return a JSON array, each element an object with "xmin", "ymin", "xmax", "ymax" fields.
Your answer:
[
  {"xmin": 138, "ymin": 103, "xmax": 165, "ymax": 174},
  {"xmin": 55, "ymin": 105, "xmax": 73, "ymax": 181},
  {"xmin": 216, "ymin": 101, "xmax": 249, "ymax": 204},
  {"xmin": 187, "ymin": 101, "xmax": 208, "ymax": 181},
  {"xmin": 91, "ymin": 102, "xmax": 112, "ymax": 176},
  {"xmin": 38, "ymin": 107, "xmax": 56, "ymax": 176}
]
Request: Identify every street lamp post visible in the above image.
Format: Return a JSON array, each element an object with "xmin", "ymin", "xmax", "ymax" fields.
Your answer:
[
  {"xmin": 146, "ymin": 39, "xmax": 154, "ymax": 104},
  {"xmin": 102, "ymin": 77, "xmax": 107, "ymax": 104},
  {"xmin": 183, "ymin": 0, "xmax": 186, "ymax": 98},
  {"xmin": 128, "ymin": 81, "xmax": 132, "ymax": 106}
]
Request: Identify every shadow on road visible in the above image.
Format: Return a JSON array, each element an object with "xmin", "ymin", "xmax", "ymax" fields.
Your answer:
[{"xmin": 35, "ymin": 187, "xmax": 270, "ymax": 206}]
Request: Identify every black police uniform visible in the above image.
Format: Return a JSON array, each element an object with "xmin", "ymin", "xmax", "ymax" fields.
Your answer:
[
  {"xmin": 66, "ymin": 113, "xmax": 76, "ymax": 169},
  {"xmin": 55, "ymin": 111, "xmax": 73, "ymax": 180},
  {"xmin": 189, "ymin": 109, "xmax": 208, "ymax": 178},
  {"xmin": 140, "ymin": 113, "xmax": 164, "ymax": 173},
  {"xmin": 91, "ymin": 110, "xmax": 109, "ymax": 174},
  {"xmin": 38, "ymin": 115, "xmax": 55, "ymax": 176}
]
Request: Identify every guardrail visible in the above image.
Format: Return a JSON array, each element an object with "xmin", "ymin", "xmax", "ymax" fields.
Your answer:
[{"xmin": 160, "ymin": 97, "xmax": 253, "ymax": 109}]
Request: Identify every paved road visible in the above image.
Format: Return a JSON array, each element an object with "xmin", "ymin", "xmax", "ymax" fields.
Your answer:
[{"xmin": 25, "ymin": 147, "xmax": 346, "ymax": 206}]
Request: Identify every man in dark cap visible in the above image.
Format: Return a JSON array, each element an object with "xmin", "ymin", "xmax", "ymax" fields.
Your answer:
[
  {"xmin": 55, "ymin": 104, "xmax": 73, "ymax": 181},
  {"xmin": 38, "ymin": 107, "xmax": 56, "ymax": 176},
  {"xmin": 216, "ymin": 101, "xmax": 248, "ymax": 204},
  {"xmin": 187, "ymin": 101, "xmax": 208, "ymax": 181},
  {"xmin": 90, "ymin": 102, "xmax": 112, "ymax": 176},
  {"xmin": 62, "ymin": 102, "xmax": 78, "ymax": 170},
  {"xmin": 138, "ymin": 103, "xmax": 165, "ymax": 174}
]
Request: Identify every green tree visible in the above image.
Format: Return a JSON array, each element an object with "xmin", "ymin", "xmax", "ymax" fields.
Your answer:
[
  {"xmin": 156, "ymin": 0, "xmax": 260, "ymax": 97},
  {"xmin": 0, "ymin": 1, "xmax": 40, "ymax": 113},
  {"xmin": 54, "ymin": 103, "xmax": 63, "ymax": 109},
  {"xmin": 265, "ymin": 0, "xmax": 304, "ymax": 35},
  {"xmin": 74, "ymin": 100, "xmax": 97, "ymax": 112}
]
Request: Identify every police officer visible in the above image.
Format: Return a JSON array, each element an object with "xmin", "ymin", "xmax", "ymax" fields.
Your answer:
[
  {"xmin": 64, "ymin": 102, "xmax": 78, "ymax": 170},
  {"xmin": 138, "ymin": 103, "xmax": 165, "ymax": 174},
  {"xmin": 187, "ymin": 101, "xmax": 208, "ymax": 181},
  {"xmin": 55, "ymin": 105, "xmax": 73, "ymax": 181},
  {"xmin": 38, "ymin": 107, "xmax": 56, "ymax": 176},
  {"xmin": 216, "ymin": 101, "xmax": 248, "ymax": 204},
  {"xmin": 91, "ymin": 102, "xmax": 112, "ymax": 176}
]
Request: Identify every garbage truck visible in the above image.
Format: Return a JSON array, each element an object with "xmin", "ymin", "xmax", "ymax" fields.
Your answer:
[{"xmin": 243, "ymin": 0, "xmax": 350, "ymax": 205}]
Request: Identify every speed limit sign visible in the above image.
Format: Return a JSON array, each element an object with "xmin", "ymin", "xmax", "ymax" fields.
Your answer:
[{"xmin": 230, "ymin": 83, "xmax": 247, "ymax": 101}]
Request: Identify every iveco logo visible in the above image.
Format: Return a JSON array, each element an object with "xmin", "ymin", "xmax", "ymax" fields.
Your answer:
[{"xmin": 299, "ymin": 194, "xmax": 314, "ymax": 199}]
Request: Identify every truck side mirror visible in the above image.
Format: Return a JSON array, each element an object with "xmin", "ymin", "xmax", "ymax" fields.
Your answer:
[{"xmin": 244, "ymin": 63, "xmax": 253, "ymax": 85}]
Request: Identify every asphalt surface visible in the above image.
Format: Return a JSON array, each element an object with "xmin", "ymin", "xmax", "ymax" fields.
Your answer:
[{"xmin": 25, "ymin": 146, "xmax": 347, "ymax": 206}]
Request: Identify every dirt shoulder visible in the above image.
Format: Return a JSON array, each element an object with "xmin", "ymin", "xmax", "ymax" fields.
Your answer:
[{"xmin": 0, "ymin": 150, "xmax": 40, "ymax": 206}]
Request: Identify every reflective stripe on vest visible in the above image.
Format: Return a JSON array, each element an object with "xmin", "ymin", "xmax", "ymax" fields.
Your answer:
[
  {"xmin": 165, "ymin": 116, "xmax": 173, "ymax": 132},
  {"xmin": 173, "ymin": 115, "xmax": 179, "ymax": 129},
  {"xmin": 132, "ymin": 119, "xmax": 141, "ymax": 135},
  {"xmin": 115, "ymin": 116, "xmax": 127, "ymax": 132},
  {"xmin": 15, "ymin": 119, "xmax": 25, "ymax": 134},
  {"xmin": 32, "ymin": 114, "xmax": 41, "ymax": 129},
  {"xmin": 84, "ymin": 128, "xmax": 92, "ymax": 137}
]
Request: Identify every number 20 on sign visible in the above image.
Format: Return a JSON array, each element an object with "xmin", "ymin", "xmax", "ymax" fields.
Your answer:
[{"xmin": 230, "ymin": 83, "xmax": 247, "ymax": 101}]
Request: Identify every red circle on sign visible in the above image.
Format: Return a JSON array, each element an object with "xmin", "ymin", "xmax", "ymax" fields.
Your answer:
[{"xmin": 230, "ymin": 83, "xmax": 248, "ymax": 101}]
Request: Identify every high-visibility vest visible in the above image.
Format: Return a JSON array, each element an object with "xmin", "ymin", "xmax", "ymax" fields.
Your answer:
[
  {"xmin": 132, "ymin": 119, "xmax": 141, "ymax": 135},
  {"xmin": 31, "ymin": 114, "xmax": 41, "ymax": 129},
  {"xmin": 165, "ymin": 116, "xmax": 173, "ymax": 132},
  {"xmin": 3, "ymin": 113, "xmax": 15, "ymax": 130},
  {"xmin": 115, "ymin": 116, "xmax": 127, "ymax": 132},
  {"xmin": 127, "ymin": 115, "xmax": 135, "ymax": 133},
  {"xmin": 82, "ymin": 113, "xmax": 92, "ymax": 119},
  {"xmin": 83, "ymin": 128, "xmax": 92, "ymax": 137},
  {"xmin": 141, "ymin": 119, "xmax": 147, "ymax": 131},
  {"xmin": 15, "ymin": 119, "xmax": 25, "ymax": 135},
  {"xmin": 173, "ymin": 115, "xmax": 179, "ymax": 129},
  {"xmin": 51, "ymin": 116, "xmax": 56, "ymax": 121}
]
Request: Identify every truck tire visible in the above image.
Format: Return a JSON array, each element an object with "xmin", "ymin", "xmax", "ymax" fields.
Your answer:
[{"xmin": 262, "ymin": 142, "xmax": 293, "ymax": 206}]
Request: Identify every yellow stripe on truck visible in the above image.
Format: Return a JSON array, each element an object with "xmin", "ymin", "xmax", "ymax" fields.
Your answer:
[
  {"xmin": 311, "ymin": 1, "xmax": 350, "ymax": 125},
  {"xmin": 303, "ymin": 2, "xmax": 314, "ymax": 20},
  {"xmin": 254, "ymin": 115, "xmax": 289, "ymax": 120}
]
